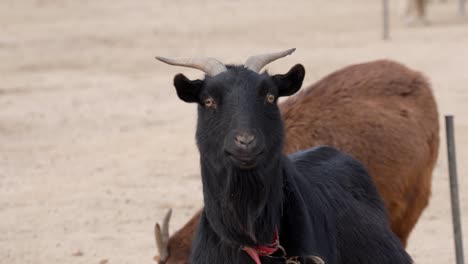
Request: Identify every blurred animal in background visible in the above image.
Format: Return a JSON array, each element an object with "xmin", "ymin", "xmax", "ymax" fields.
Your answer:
[
  {"xmin": 154, "ymin": 58, "xmax": 439, "ymax": 263},
  {"xmin": 403, "ymin": 0, "xmax": 428, "ymax": 25},
  {"xmin": 402, "ymin": 0, "xmax": 452, "ymax": 25}
]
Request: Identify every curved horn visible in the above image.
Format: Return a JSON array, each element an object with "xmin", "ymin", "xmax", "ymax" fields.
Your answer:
[
  {"xmin": 154, "ymin": 209, "xmax": 172, "ymax": 262},
  {"xmin": 244, "ymin": 48, "xmax": 296, "ymax": 73},
  {"xmin": 156, "ymin": 57, "xmax": 227, "ymax": 76}
]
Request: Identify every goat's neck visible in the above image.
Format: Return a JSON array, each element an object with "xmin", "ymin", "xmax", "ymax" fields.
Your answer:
[{"xmin": 200, "ymin": 156, "xmax": 285, "ymax": 247}]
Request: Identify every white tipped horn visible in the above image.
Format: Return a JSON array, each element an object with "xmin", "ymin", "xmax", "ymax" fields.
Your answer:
[
  {"xmin": 156, "ymin": 56, "xmax": 227, "ymax": 76},
  {"xmin": 244, "ymin": 48, "xmax": 296, "ymax": 73},
  {"xmin": 154, "ymin": 209, "xmax": 172, "ymax": 262}
]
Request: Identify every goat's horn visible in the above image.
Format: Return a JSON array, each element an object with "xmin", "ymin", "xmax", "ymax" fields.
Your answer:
[
  {"xmin": 156, "ymin": 57, "xmax": 227, "ymax": 76},
  {"xmin": 244, "ymin": 48, "xmax": 296, "ymax": 73},
  {"xmin": 154, "ymin": 209, "xmax": 172, "ymax": 261}
]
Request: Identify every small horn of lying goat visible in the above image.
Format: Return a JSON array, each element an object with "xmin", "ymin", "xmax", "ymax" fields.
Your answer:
[{"xmin": 154, "ymin": 209, "xmax": 171, "ymax": 264}]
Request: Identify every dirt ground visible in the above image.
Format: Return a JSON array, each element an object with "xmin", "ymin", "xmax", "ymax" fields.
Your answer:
[{"xmin": 1, "ymin": 0, "xmax": 468, "ymax": 263}]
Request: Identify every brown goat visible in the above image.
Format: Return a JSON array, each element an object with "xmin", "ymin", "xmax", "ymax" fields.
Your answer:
[{"xmin": 154, "ymin": 59, "xmax": 439, "ymax": 263}]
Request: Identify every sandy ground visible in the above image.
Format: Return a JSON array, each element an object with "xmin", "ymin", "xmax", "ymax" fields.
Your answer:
[{"xmin": 1, "ymin": 0, "xmax": 468, "ymax": 263}]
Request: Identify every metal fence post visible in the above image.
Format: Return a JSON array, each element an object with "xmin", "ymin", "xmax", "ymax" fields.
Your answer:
[
  {"xmin": 460, "ymin": 0, "xmax": 466, "ymax": 16},
  {"xmin": 383, "ymin": 0, "xmax": 390, "ymax": 40},
  {"xmin": 445, "ymin": 115, "xmax": 465, "ymax": 264}
]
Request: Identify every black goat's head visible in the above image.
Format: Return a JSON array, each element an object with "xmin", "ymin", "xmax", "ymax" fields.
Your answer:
[{"xmin": 157, "ymin": 49, "xmax": 305, "ymax": 171}]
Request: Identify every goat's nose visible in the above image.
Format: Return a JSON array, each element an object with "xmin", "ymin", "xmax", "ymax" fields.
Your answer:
[{"xmin": 234, "ymin": 132, "xmax": 256, "ymax": 149}]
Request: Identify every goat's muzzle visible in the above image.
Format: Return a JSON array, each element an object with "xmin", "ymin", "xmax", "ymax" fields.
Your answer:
[{"xmin": 225, "ymin": 130, "xmax": 264, "ymax": 169}]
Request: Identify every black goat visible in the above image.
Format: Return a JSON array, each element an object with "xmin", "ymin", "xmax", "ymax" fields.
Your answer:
[{"xmin": 157, "ymin": 49, "xmax": 412, "ymax": 264}]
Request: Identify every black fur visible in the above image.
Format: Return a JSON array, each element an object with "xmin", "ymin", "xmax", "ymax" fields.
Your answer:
[{"xmin": 171, "ymin": 64, "xmax": 412, "ymax": 264}]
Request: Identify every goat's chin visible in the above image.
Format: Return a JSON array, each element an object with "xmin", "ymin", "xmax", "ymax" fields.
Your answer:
[{"xmin": 228, "ymin": 156, "xmax": 258, "ymax": 170}]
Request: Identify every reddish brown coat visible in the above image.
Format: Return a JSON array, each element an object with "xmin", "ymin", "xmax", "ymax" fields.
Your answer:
[{"xmin": 156, "ymin": 60, "xmax": 439, "ymax": 263}]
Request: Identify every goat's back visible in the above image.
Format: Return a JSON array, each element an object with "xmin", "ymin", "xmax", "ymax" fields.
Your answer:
[
  {"xmin": 282, "ymin": 146, "xmax": 412, "ymax": 263},
  {"xmin": 280, "ymin": 59, "xmax": 439, "ymax": 245}
]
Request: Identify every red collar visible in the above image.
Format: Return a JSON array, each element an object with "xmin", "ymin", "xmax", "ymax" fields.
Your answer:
[{"xmin": 242, "ymin": 229, "xmax": 281, "ymax": 264}]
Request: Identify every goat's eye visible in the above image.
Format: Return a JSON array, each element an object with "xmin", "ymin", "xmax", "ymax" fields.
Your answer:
[
  {"xmin": 204, "ymin": 98, "xmax": 216, "ymax": 108},
  {"xmin": 266, "ymin": 94, "xmax": 275, "ymax": 104}
]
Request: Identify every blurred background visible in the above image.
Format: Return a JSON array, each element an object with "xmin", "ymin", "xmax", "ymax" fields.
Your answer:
[{"xmin": 1, "ymin": 0, "xmax": 467, "ymax": 263}]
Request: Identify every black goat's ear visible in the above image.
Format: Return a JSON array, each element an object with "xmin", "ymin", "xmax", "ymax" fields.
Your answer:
[
  {"xmin": 272, "ymin": 64, "xmax": 305, "ymax": 97},
  {"xmin": 173, "ymin": 73, "xmax": 203, "ymax": 103}
]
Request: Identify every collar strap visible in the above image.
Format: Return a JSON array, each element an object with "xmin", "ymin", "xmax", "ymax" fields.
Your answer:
[{"xmin": 242, "ymin": 229, "xmax": 281, "ymax": 264}]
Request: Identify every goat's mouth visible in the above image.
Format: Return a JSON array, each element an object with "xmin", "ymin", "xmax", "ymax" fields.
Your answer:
[{"xmin": 225, "ymin": 150, "xmax": 263, "ymax": 170}]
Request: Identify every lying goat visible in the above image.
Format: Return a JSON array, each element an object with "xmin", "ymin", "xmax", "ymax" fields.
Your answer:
[{"xmin": 156, "ymin": 49, "xmax": 412, "ymax": 264}]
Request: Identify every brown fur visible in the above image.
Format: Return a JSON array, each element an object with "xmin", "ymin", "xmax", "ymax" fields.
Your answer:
[{"xmin": 156, "ymin": 60, "xmax": 439, "ymax": 263}]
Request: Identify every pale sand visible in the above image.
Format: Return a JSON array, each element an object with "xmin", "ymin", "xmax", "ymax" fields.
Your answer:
[{"xmin": 1, "ymin": 0, "xmax": 467, "ymax": 263}]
